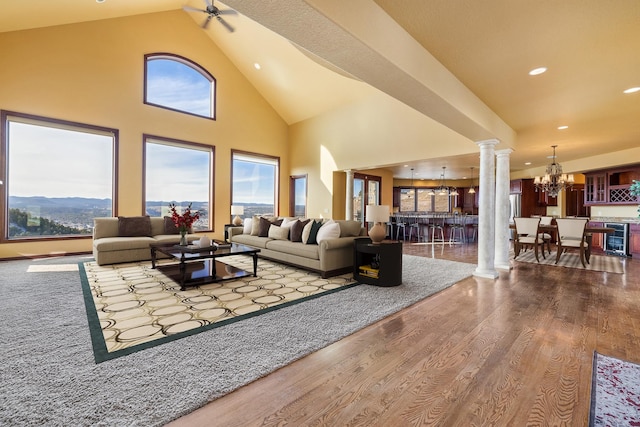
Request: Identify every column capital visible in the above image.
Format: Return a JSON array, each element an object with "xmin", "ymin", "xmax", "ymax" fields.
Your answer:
[
  {"xmin": 476, "ymin": 138, "xmax": 500, "ymax": 147},
  {"xmin": 495, "ymin": 148, "xmax": 514, "ymax": 156}
]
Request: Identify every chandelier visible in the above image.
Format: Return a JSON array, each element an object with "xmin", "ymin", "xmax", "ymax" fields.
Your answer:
[
  {"xmin": 468, "ymin": 167, "xmax": 476, "ymax": 194},
  {"xmin": 533, "ymin": 145, "xmax": 574, "ymax": 197},
  {"xmin": 427, "ymin": 167, "xmax": 458, "ymax": 196}
]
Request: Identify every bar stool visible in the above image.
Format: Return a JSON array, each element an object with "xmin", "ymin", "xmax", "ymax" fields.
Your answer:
[
  {"xmin": 449, "ymin": 213, "xmax": 467, "ymax": 243},
  {"xmin": 428, "ymin": 213, "xmax": 446, "ymax": 242}
]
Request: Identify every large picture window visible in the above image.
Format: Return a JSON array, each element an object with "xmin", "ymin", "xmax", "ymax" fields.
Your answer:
[
  {"xmin": 232, "ymin": 151, "xmax": 279, "ymax": 218},
  {"xmin": 2, "ymin": 112, "xmax": 116, "ymax": 240},
  {"xmin": 144, "ymin": 53, "xmax": 216, "ymax": 119},
  {"xmin": 144, "ymin": 135, "xmax": 212, "ymax": 231}
]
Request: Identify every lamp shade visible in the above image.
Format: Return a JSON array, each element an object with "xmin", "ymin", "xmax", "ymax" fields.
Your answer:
[
  {"xmin": 366, "ymin": 205, "xmax": 389, "ymax": 223},
  {"xmin": 231, "ymin": 205, "xmax": 244, "ymax": 215}
]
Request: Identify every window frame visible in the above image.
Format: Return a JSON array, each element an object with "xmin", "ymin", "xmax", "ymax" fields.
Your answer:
[
  {"xmin": 1, "ymin": 110, "xmax": 118, "ymax": 242},
  {"xmin": 231, "ymin": 150, "xmax": 280, "ymax": 218},
  {"xmin": 142, "ymin": 134, "xmax": 215, "ymax": 231},
  {"xmin": 143, "ymin": 53, "xmax": 217, "ymax": 120}
]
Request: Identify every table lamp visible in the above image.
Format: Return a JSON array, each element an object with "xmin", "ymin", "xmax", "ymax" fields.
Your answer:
[
  {"xmin": 366, "ymin": 204, "xmax": 390, "ymax": 244},
  {"xmin": 231, "ymin": 205, "xmax": 244, "ymax": 226}
]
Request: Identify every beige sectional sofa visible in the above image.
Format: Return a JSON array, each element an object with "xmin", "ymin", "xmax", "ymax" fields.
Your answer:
[
  {"xmin": 92, "ymin": 216, "xmax": 197, "ymax": 265},
  {"xmin": 229, "ymin": 217, "xmax": 366, "ymax": 278}
]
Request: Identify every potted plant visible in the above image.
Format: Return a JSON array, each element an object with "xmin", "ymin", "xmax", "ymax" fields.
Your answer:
[{"xmin": 630, "ymin": 179, "xmax": 640, "ymax": 217}]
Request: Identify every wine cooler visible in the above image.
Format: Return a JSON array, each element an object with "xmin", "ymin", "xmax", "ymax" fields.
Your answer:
[{"xmin": 604, "ymin": 222, "xmax": 630, "ymax": 257}]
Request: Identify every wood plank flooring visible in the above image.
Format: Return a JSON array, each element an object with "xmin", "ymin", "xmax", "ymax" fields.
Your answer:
[{"xmin": 167, "ymin": 241, "xmax": 640, "ymax": 426}]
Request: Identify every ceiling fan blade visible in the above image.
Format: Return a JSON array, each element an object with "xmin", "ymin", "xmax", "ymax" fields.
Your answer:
[
  {"xmin": 216, "ymin": 16, "xmax": 235, "ymax": 32},
  {"xmin": 202, "ymin": 15, "xmax": 213, "ymax": 29},
  {"xmin": 217, "ymin": 9, "xmax": 237, "ymax": 16},
  {"xmin": 183, "ymin": 6, "xmax": 206, "ymax": 13}
]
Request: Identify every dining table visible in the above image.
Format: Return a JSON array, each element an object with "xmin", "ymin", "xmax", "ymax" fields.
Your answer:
[{"xmin": 509, "ymin": 223, "xmax": 616, "ymax": 262}]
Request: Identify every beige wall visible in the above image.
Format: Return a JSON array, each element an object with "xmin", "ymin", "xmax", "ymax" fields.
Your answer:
[{"xmin": 0, "ymin": 11, "xmax": 288, "ymax": 259}]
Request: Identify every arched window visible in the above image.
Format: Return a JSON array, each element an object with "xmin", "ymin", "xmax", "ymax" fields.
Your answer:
[{"xmin": 144, "ymin": 53, "xmax": 216, "ymax": 119}]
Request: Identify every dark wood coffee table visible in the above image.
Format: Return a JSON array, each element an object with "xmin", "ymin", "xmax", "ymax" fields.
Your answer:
[{"xmin": 150, "ymin": 242, "xmax": 260, "ymax": 290}]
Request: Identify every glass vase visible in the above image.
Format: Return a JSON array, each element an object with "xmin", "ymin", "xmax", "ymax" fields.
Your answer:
[{"xmin": 179, "ymin": 231, "xmax": 188, "ymax": 246}]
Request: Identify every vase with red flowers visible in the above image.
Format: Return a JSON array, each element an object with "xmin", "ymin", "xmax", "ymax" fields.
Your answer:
[{"xmin": 169, "ymin": 202, "xmax": 200, "ymax": 245}]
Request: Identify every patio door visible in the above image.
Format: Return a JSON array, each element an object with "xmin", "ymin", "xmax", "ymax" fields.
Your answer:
[{"xmin": 353, "ymin": 173, "xmax": 381, "ymax": 223}]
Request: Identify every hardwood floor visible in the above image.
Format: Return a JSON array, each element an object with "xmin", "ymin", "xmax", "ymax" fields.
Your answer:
[{"xmin": 168, "ymin": 241, "xmax": 640, "ymax": 426}]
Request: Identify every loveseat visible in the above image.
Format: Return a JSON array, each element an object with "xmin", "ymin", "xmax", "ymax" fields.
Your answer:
[
  {"xmin": 92, "ymin": 216, "xmax": 197, "ymax": 265},
  {"xmin": 229, "ymin": 216, "xmax": 366, "ymax": 278}
]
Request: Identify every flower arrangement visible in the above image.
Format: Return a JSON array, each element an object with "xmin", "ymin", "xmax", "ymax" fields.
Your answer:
[
  {"xmin": 629, "ymin": 180, "xmax": 640, "ymax": 217},
  {"xmin": 168, "ymin": 202, "xmax": 200, "ymax": 234}
]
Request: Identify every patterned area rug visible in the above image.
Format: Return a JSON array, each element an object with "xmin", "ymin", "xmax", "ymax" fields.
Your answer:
[
  {"xmin": 79, "ymin": 256, "xmax": 357, "ymax": 363},
  {"xmin": 513, "ymin": 250, "xmax": 625, "ymax": 273},
  {"xmin": 590, "ymin": 352, "xmax": 640, "ymax": 426}
]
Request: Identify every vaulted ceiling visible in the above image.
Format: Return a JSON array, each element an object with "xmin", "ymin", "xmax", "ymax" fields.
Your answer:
[{"xmin": 2, "ymin": 0, "xmax": 639, "ymax": 181}]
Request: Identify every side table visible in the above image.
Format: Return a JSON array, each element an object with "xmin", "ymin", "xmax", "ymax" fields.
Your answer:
[{"xmin": 353, "ymin": 237, "xmax": 402, "ymax": 286}]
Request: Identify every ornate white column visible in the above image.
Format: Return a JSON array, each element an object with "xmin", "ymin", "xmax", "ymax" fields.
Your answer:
[
  {"xmin": 345, "ymin": 170, "xmax": 354, "ymax": 220},
  {"xmin": 473, "ymin": 139, "xmax": 499, "ymax": 279},
  {"xmin": 494, "ymin": 149, "xmax": 513, "ymax": 270}
]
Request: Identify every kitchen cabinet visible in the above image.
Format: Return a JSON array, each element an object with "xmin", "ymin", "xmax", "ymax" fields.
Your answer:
[
  {"xmin": 584, "ymin": 164, "xmax": 640, "ymax": 205},
  {"xmin": 510, "ymin": 179, "xmax": 546, "ymax": 218},
  {"xmin": 630, "ymin": 223, "xmax": 640, "ymax": 258},
  {"xmin": 565, "ymin": 184, "xmax": 587, "ymax": 217},
  {"xmin": 589, "ymin": 221, "xmax": 604, "ymax": 251}
]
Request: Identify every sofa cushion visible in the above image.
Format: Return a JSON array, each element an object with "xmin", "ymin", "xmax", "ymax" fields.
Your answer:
[
  {"xmin": 290, "ymin": 219, "xmax": 310, "ymax": 242},
  {"xmin": 231, "ymin": 234, "xmax": 271, "ymax": 249},
  {"xmin": 93, "ymin": 236, "xmax": 155, "ymax": 251},
  {"xmin": 163, "ymin": 216, "xmax": 180, "ymax": 234},
  {"xmin": 336, "ymin": 220, "xmax": 363, "ymax": 237},
  {"xmin": 265, "ymin": 240, "xmax": 320, "ymax": 260},
  {"xmin": 316, "ymin": 220, "xmax": 341, "ymax": 243},
  {"xmin": 93, "ymin": 218, "xmax": 119, "ymax": 239},
  {"xmin": 268, "ymin": 225, "xmax": 289, "ymax": 241},
  {"xmin": 117, "ymin": 216, "xmax": 151, "ymax": 237}
]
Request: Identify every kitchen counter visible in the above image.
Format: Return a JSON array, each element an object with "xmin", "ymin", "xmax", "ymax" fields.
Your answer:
[{"xmin": 589, "ymin": 216, "xmax": 640, "ymax": 224}]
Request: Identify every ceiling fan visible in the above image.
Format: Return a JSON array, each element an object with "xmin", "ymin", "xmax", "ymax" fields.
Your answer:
[{"xmin": 183, "ymin": 0, "xmax": 237, "ymax": 32}]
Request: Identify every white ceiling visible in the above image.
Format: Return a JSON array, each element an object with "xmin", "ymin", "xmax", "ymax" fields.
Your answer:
[{"xmin": 2, "ymin": 0, "xmax": 639, "ymax": 181}]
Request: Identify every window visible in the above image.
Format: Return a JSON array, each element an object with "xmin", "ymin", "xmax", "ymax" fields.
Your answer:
[
  {"xmin": 144, "ymin": 135, "xmax": 213, "ymax": 231},
  {"xmin": 232, "ymin": 151, "xmax": 279, "ymax": 218},
  {"xmin": 398, "ymin": 187, "xmax": 451, "ymax": 212},
  {"xmin": 2, "ymin": 111, "xmax": 116, "ymax": 240},
  {"xmin": 290, "ymin": 175, "xmax": 307, "ymax": 217},
  {"xmin": 144, "ymin": 53, "xmax": 216, "ymax": 119}
]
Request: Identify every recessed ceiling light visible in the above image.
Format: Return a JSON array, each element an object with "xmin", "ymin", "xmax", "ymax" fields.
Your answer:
[
  {"xmin": 253, "ymin": 63, "xmax": 261, "ymax": 70},
  {"xmin": 624, "ymin": 87, "xmax": 640, "ymax": 94},
  {"xmin": 529, "ymin": 67, "xmax": 547, "ymax": 76},
  {"xmin": 96, "ymin": 0, "xmax": 105, "ymax": 3},
  {"xmin": 525, "ymin": 162, "xmax": 532, "ymax": 166},
  {"xmin": 403, "ymin": 165, "xmax": 408, "ymax": 167},
  {"xmin": 558, "ymin": 125, "xmax": 569, "ymax": 130}
]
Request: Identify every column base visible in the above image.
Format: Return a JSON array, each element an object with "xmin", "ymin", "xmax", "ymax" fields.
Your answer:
[
  {"xmin": 473, "ymin": 267, "xmax": 499, "ymax": 279},
  {"xmin": 494, "ymin": 261, "xmax": 512, "ymax": 271}
]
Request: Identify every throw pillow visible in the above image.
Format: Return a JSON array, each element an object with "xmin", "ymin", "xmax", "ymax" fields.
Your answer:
[
  {"xmin": 316, "ymin": 220, "xmax": 341, "ymax": 243},
  {"xmin": 163, "ymin": 216, "xmax": 180, "ymax": 234},
  {"xmin": 304, "ymin": 220, "xmax": 324, "ymax": 245},
  {"xmin": 280, "ymin": 217, "xmax": 297, "ymax": 228},
  {"xmin": 268, "ymin": 225, "xmax": 289, "ymax": 241},
  {"xmin": 243, "ymin": 217, "xmax": 252, "ymax": 235},
  {"xmin": 290, "ymin": 219, "xmax": 310, "ymax": 242},
  {"xmin": 250, "ymin": 215, "xmax": 261, "ymax": 236},
  {"xmin": 117, "ymin": 216, "xmax": 151, "ymax": 237},
  {"xmin": 258, "ymin": 217, "xmax": 283, "ymax": 237}
]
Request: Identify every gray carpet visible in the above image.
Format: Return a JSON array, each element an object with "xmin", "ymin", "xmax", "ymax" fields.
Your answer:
[{"xmin": 0, "ymin": 254, "xmax": 476, "ymax": 426}]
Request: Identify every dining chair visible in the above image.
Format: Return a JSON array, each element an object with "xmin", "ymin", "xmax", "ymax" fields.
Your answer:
[
  {"xmin": 555, "ymin": 218, "xmax": 589, "ymax": 267},
  {"xmin": 513, "ymin": 217, "xmax": 544, "ymax": 262},
  {"xmin": 538, "ymin": 216, "xmax": 553, "ymax": 255}
]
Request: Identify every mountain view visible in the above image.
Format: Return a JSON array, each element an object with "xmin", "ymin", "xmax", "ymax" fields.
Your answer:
[{"xmin": 7, "ymin": 196, "xmax": 273, "ymax": 238}]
